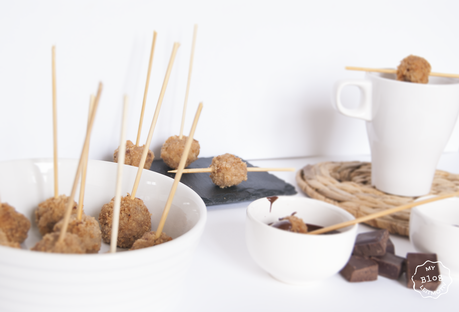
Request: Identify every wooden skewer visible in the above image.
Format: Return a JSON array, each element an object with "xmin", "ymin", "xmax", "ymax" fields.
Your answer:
[
  {"xmin": 168, "ymin": 167, "xmax": 296, "ymax": 173},
  {"xmin": 308, "ymin": 191, "xmax": 459, "ymax": 235},
  {"xmin": 156, "ymin": 103, "xmax": 203, "ymax": 238},
  {"xmin": 135, "ymin": 31, "xmax": 158, "ymax": 147},
  {"xmin": 110, "ymin": 95, "xmax": 129, "ymax": 253},
  {"xmin": 52, "ymin": 46, "xmax": 59, "ymax": 198},
  {"xmin": 345, "ymin": 66, "xmax": 459, "ymax": 79},
  {"xmin": 58, "ymin": 83, "xmax": 103, "ymax": 243},
  {"xmin": 179, "ymin": 24, "xmax": 198, "ymax": 139},
  {"xmin": 77, "ymin": 95, "xmax": 95, "ymax": 220},
  {"xmin": 130, "ymin": 42, "xmax": 181, "ymax": 199}
]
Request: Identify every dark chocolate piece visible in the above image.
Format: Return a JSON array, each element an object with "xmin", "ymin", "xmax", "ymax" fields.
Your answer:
[
  {"xmin": 386, "ymin": 238, "xmax": 395, "ymax": 254},
  {"xmin": 371, "ymin": 253, "xmax": 405, "ymax": 280},
  {"xmin": 352, "ymin": 229, "xmax": 389, "ymax": 257},
  {"xmin": 406, "ymin": 253, "xmax": 440, "ymax": 290},
  {"xmin": 340, "ymin": 256, "xmax": 378, "ymax": 282},
  {"xmin": 150, "ymin": 157, "xmax": 297, "ymax": 206}
]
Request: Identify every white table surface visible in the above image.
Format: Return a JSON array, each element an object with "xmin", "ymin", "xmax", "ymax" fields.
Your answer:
[{"xmin": 174, "ymin": 153, "xmax": 459, "ymax": 312}]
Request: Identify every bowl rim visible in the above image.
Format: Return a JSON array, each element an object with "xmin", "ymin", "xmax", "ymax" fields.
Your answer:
[
  {"xmin": 366, "ymin": 70, "xmax": 459, "ymax": 87},
  {"xmin": 246, "ymin": 195, "xmax": 357, "ymax": 236},
  {"xmin": 0, "ymin": 158, "xmax": 207, "ymax": 261},
  {"xmin": 412, "ymin": 196, "xmax": 459, "ymax": 228}
]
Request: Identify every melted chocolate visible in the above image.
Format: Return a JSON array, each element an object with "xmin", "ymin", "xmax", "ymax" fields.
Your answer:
[
  {"xmin": 270, "ymin": 220, "xmax": 339, "ymax": 234},
  {"xmin": 267, "ymin": 196, "xmax": 278, "ymax": 212}
]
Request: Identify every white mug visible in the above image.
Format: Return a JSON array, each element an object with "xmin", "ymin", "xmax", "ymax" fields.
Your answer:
[{"xmin": 332, "ymin": 72, "xmax": 459, "ymax": 197}]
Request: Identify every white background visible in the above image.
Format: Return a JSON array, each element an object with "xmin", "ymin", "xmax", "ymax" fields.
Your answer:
[
  {"xmin": 1, "ymin": 0, "xmax": 459, "ymax": 162},
  {"xmin": 2, "ymin": 2, "xmax": 459, "ymax": 310}
]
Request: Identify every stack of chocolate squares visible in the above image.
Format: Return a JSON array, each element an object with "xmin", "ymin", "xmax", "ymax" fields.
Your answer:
[
  {"xmin": 340, "ymin": 229, "xmax": 440, "ymax": 290},
  {"xmin": 340, "ymin": 229, "xmax": 403, "ymax": 282}
]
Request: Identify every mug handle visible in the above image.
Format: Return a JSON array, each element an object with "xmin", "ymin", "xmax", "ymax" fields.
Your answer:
[{"xmin": 332, "ymin": 79, "xmax": 373, "ymax": 121}]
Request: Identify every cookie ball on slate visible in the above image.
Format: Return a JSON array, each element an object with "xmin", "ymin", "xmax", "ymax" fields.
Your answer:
[
  {"xmin": 114, "ymin": 140, "xmax": 154, "ymax": 169},
  {"xmin": 209, "ymin": 153, "xmax": 248, "ymax": 188},
  {"xmin": 161, "ymin": 135, "xmax": 200, "ymax": 169}
]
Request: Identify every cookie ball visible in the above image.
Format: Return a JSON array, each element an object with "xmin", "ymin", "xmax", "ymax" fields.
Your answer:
[
  {"xmin": 129, "ymin": 231, "xmax": 172, "ymax": 250},
  {"xmin": 396, "ymin": 55, "xmax": 431, "ymax": 84},
  {"xmin": 209, "ymin": 153, "xmax": 248, "ymax": 188},
  {"xmin": 114, "ymin": 140, "xmax": 154, "ymax": 169},
  {"xmin": 271, "ymin": 213, "xmax": 308, "ymax": 233},
  {"xmin": 0, "ymin": 228, "xmax": 20, "ymax": 249},
  {"xmin": 53, "ymin": 214, "xmax": 102, "ymax": 253},
  {"xmin": 35, "ymin": 195, "xmax": 78, "ymax": 236},
  {"xmin": 31, "ymin": 232, "xmax": 85, "ymax": 254},
  {"xmin": 99, "ymin": 195, "xmax": 151, "ymax": 248},
  {"xmin": 0, "ymin": 202, "xmax": 30, "ymax": 244},
  {"xmin": 160, "ymin": 135, "xmax": 200, "ymax": 169}
]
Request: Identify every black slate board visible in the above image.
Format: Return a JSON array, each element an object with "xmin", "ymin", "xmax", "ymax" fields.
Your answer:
[{"xmin": 150, "ymin": 156, "xmax": 297, "ymax": 206}]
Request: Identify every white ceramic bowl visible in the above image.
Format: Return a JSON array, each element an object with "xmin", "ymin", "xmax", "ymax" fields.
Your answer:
[
  {"xmin": 410, "ymin": 196, "xmax": 459, "ymax": 276},
  {"xmin": 246, "ymin": 196, "xmax": 357, "ymax": 284},
  {"xmin": 0, "ymin": 158, "xmax": 207, "ymax": 312}
]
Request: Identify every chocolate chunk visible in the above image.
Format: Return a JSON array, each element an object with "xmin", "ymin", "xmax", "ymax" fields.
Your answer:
[
  {"xmin": 352, "ymin": 229, "xmax": 389, "ymax": 257},
  {"xmin": 371, "ymin": 253, "xmax": 405, "ymax": 280},
  {"xmin": 386, "ymin": 238, "xmax": 395, "ymax": 254},
  {"xmin": 406, "ymin": 253, "xmax": 440, "ymax": 290},
  {"xmin": 340, "ymin": 256, "xmax": 378, "ymax": 282}
]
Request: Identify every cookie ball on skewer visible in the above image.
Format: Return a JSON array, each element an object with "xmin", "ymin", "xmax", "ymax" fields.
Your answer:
[
  {"xmin": 209, "ymin": 153, "xmax": 248, "ymax": 188},
  {"xmin": 99, "ymin": 194, "xmax": 151, "ymax": 249},
  {"xmin": 114, "ymin": 140, "xmax": 154, "ymax": 169},
  {"xmin": 0, "ymin": 202, "xmax": 31, "ymax": 244},
  {"xmin": 35, "ymin": 195, "xmax": 78, "ymax": 236},
  {"xmin": 129, "ymin": 231, "xmax": 172, "ymax": 250},
  {"xmin": 0, "ymin": 228, "xmax": 20, "ymax": 248},
  {"xmin": 168, "ymin": 153, "xmax": 295, "ymax": 188},
  {"xmin": 396, "ymin": 55, "xmax": 431, "ymax": 84},
  {"xmin": 31, "ymin": 232, "xmax": 85, "ymax": 254},
  {"xmin": 271, "ymin": 213, "xmax": 308, "ymax": 233},
  {"xmin": 53, "ymin": 214, "xmax": 102, "ymax": 253},
  {"xmin": 160, "ymin": 135, "xmax": 200, "ymax": 169}
]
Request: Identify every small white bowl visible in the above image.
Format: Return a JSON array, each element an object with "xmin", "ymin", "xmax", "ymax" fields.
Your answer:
[
  {"xmin": 246, "ymin": 196, "xmax": 357, "ymax": 284},
  {"xmin": 410, "ymin": 196, "xmax": 459, "ymax": 276},
  {"xmin": 0, "ymin": 158, "xmax": 207, "ymax": 312}
]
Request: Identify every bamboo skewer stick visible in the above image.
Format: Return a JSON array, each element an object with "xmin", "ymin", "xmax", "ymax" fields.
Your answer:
[
  {"xmin": 110, "ymin": 96, "xmax": 129, "ymax": 253},
  {"xmin": 179, "ymin": 24, "xmax": 198, "ymax": 139},
  {"xmin": 52, "ymin": 46, "xmax": 59, "ymax": 198},
  {"xmin": 156, "ymin": 103, "xmax": 203, "ymax": 238},
  {"xmin": 308, "ymin": 191, "xmax": 459, "ymax": 235},
  {"xmin": 345, "ymin": 66, "xmax": 459, "ymax": 79},
  {"xmin": 130, "ymin": 42, "xmax": 181, "ymax": 199},
  {"xmin": 168, "ymin": 167, "xmax": 296, "ymax": 173},
  {"xmin": 58, "ymin": 83, "xmax": 103, "ymax": 243},
  {"xmin": 136, "ymin": 31, "xmax": 158, "ymax": 147},
  {"xmin": 77, "ymin": 95, "xmax": 95, "ymax": 220}
]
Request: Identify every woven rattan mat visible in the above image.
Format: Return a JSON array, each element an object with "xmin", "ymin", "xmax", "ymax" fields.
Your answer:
[{"xmin": 296, "ymin": 161, "xmax": 459, "ymax": 236}]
